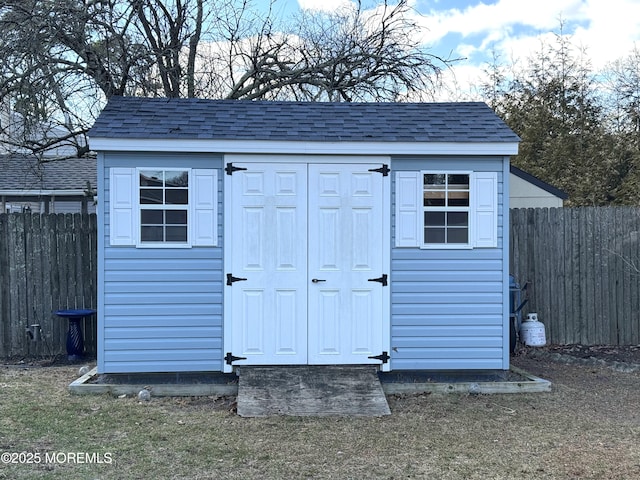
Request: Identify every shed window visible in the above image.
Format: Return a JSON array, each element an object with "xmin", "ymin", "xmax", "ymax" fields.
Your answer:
[
  {"xmin": 394, "ymin": 170, "xmax": 498, "ymax": 249},
  {"xmin": 139, "ymin": 170, "xmax": 189, "ymax": 244},
  {"xmin": 423, "ymin": 173, "xmax": 470, "ymax": 245},
  {"xmin": 109, "ymin": 167, "xmax": 217, "ymax": 248}
]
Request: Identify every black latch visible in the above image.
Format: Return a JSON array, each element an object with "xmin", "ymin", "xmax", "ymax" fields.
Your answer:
[
  {"xmin": 368, "ymin": 164, "xmax": 390, "ymax": 176},
  {"xmin": 226, "ymin": 163, "xmax": 247, "ymax": 175},
  {"xmin": 226, "ymin": 273, "xmax": 248, "ymax": 285},
  {"xmin": 225, "ymin": 352, "xmax": 247, "ymax": 365},
  {"xmin": 368, "ymin": 274, "xmax": 388, "ymax": 286},
  {"xmin": 368, "ymin": 351, "xmax": 390, "ymax": 364}
]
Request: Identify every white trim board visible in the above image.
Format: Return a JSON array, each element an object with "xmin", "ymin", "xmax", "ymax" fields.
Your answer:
[
  {"xmin": 224, "ymin": 154, "xmax": 390, "ymax": 164},
  {"xmin": 90, "ymin": 138, "xmax": 519, "ymax": 156}
]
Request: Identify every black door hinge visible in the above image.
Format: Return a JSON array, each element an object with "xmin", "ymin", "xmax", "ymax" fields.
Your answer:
[
  {"xmin": 368, "ymin": 274, "xmax": 388, "ymax": 286},
  {"xmin": 368, "ymin": 351, "xmax": 390, "ymax": 364},
  {"xmin": 226, "ymin": 273, "xmax": 248, "ymax": 285},
  {"xmin": 225, "ymin": 352, "xmax": 247, "ymax": 365},
  {"xmin": 368, "ymin": 164, "xmax": 390, "ymax": 176},
  {"xmin": 226, "ymin": 163, "xmax": 247, "ymax": 175}
]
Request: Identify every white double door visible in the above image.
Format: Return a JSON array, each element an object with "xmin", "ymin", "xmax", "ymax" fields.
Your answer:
[{"xmin": 225, "ymin": 161, "xmax": 389, "ymax": 369}]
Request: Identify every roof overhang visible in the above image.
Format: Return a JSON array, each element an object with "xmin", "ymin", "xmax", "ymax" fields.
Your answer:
[{"xmin": 89, "ymin": 138, "xmax": 519, "ymax": 156}]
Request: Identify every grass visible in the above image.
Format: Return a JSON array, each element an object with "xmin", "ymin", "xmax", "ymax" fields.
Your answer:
[{"xmin": 0, "ymin": 358, "xmax": 639, "ymax": 480}]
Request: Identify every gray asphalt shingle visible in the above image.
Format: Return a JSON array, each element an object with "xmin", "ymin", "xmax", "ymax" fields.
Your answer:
[
  {"xmin": 0, "ymin": 155, "xmax": 96, "ymax": 191},
  {"xmin": 89, "ymin": 97, "xmax": 519, "ymax": 144}
]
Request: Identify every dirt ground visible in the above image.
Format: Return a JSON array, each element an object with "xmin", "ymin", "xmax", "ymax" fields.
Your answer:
[
  {"xmin": 510, "ymin": 345, "xmax": 640, "ymax": 431},
  {"xmin": 538, "ymin": 344, "xmax": 640, "ymax": 365}
]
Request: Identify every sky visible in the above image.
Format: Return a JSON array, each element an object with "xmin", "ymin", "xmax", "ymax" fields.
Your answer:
[{"xmin": 282, "ymin": 0, "xmax": 640, "ymax": 100}]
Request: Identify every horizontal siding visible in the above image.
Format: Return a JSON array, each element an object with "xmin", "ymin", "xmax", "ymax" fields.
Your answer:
[
  {"xmin": 390, "ymin": 264, "xmax": 506, "ymax": 370},
  {"xmin": 392, "ymin": 326, "xmax": 502, "ymax": 337},
  {"xmin": 105, "ymin": 292, "xmax": 222, "ymax": 305},
  {"xmin": 393, "ymin": 292, "xmax": 503, "ymax": 304},
  {"xmin": 98, "ymin": 153, "xmax": 508, "ymax": 373},
  {"xmin": 105, "ymin": 337, "xmax": 222, "ymax": 350},
  {"xmin": 391, "ymin": 358, "xmax": 503, "ymax": 370},
  {"xmin": 392, "ymin": 303, "xmax": 503, "ymax": 316},
  {"xmin": 99, "ymin": 359, "xmax": 219, "ymax": 372},
  {"xmin": 106, "ymin": 326, "xmax": 222, "ymax": 338},
  {"xmin": 106, "ymin": 315, "xmax": 219, "ymax": 328},
  {"xmin": 104, "ymin": 304, "xmax": 222, "ymax": 317},
  {"xmin": 395, "ymin": 281, "xmax": 502, "ymax": 293},
  {"xmin": 99, "ymin": 153, "xmax": 224, "ymax": 374},
  {"xmin": 102, "ymin": 248, "xmax": 223, "ymax": 373},
  {"xmin": 392, "ymin": 314, "xmax": 502, "ymax": 325},
  {"xmin": 394, "ymin": 348, "xmax": 503, "ymax": 359},
  {"xmin": 390, "ymin": 157, "xmax": 507, "ymax": 370}
]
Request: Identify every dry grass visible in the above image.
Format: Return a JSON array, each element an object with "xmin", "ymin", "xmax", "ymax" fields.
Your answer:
[{"xmin": 0, "ymin": 355, "xmax": 639, "ymax": 480}]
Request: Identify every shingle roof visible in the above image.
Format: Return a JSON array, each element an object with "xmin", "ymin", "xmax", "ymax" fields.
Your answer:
[
  {"xmin": 89, "ymin": 97, "xmax": 520, "ymax": 144},
  {"xmin": 0, "ymin": 155, "xmax": 97, "ymax": 191}
]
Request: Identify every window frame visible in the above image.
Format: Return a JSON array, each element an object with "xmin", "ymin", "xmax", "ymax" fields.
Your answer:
[
  {"xmin": 109, "ymin": 166, "xmax": 218, "ymax": 249},
  {"xmin": 421, "ymin": 170, "xmax": 473, "ymax": 249},
  {"xmin": 136, "ymin": 167, "xmax": 192, "ymax": 248}
]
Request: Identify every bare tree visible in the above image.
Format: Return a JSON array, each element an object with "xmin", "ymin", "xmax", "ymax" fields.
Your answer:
[
  {"xmin": 604, "ymin": 46, "xmax": 640, "ymax": 144},
  {"xmin": 0, "ymin": 0, "xmax": 450, "ymax": 158}
]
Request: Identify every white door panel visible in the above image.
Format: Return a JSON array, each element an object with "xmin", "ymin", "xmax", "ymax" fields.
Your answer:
[
  {"xmin": 308, "ymin": 164, "xmax": 385, "ymax": 365},
  {"xmin": 229, "ymin": 164, "xmax": 308, "ymax": 365}
]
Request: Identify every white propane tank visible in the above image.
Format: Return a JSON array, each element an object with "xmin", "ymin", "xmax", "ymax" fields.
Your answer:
[{"xmin": 520, "ymin": 313, "xmax": 546, "ymax": 346}]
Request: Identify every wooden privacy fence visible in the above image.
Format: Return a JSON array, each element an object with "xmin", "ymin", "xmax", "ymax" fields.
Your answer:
[
  {"xmin": 510, "ymin": 207, "xmax": 640, "ymax": 346},
  {"xmin": 2, "ymin": 209, "xmax": 639, "ymax": 358},
  {"xmin": 0, "ymin": 213, "xmax": 97, "ymax": 358}
]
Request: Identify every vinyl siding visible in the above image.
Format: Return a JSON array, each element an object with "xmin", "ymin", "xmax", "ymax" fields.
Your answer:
[
  {"xmin": 97, "ymin": 152, "xmax": 509, "ymax": 373},
  {"xmin": 98, "ymin": 152, "xmax": 223, "ymax": 373},
  {"xmin": 390, "ymin": 156, "xmax": 509, "ymax": 370}
]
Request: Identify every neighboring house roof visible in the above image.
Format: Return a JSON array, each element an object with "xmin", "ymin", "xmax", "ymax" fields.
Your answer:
[
  {"xmin": 89, "ymin": 97, "xmax": 520, "ymax": 146},
  {"xmin": 510, "ymin": 165, "xmax": 568, "ymax": 200},
  {"xmin": 0, "ymin": 154, "xmax": 97, "ymax": 194}
]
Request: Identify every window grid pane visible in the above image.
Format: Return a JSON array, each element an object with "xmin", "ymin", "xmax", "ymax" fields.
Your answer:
[
  {"xmin": 423, "ymin": 173, "xmax": 470, "ymax": 245},
  {"xmin": 139, "ymin": 169, "xmax": 189, "ymax": 244}
]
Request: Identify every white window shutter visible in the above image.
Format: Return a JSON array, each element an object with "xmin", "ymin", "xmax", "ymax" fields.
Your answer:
[
  {"xmin": 109, "ymin": 168, "xmax": 135, "ymax": 245},
  {"xmin": 395, "ymin": 171, "xmax": 421, "ymax": 247},
  {"xmin": 473, "ymin": 172, "xmax": 498, "ymax": 248},
  {"xmin": 192, "ymin": 169, "xmax": 218, "ymax": 246}
]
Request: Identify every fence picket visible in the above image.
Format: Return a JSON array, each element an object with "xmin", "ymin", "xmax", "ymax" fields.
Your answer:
[
  {"xmin": 510, "ymin": 207, "xmax": 640, "ymax": 345},
  {"xmin": 0, "ymin": 213, "xmax": 97, "ymax": 358},
  {"xmin": 2, "ymin": 208, "xmax": 640, "ymax": 358}
]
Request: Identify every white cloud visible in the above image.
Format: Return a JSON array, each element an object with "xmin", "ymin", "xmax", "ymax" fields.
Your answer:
[
  {"xmin": 411, "ymin": 0, "xmax": 640, "ymax": 100},
  {"xmin": 418, "ymin": 0, "xmax": 640, "ymax": 67},
  {"xmin": 417, "ymin": 0, "xmax": 587, "ymax": 46},
  {"xmin": 296, "ymin": 0, "xmax": 355, "ymax": 13},
  {"xmin": 290, "ymin": 0, "xmax": 640, "ymax": 100},
  {"xmin": 572, "ymin": 0, "xmax": 640, "ymax": 69}
]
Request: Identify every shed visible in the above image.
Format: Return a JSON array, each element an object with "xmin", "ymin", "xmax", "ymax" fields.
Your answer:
[
  {"xmin": 89, "ymin": 97, "xmax": 520, "ymax": 374},
  {"xmin": 509, "ymin": 165, "xmax": 568, "ymax": 208}
]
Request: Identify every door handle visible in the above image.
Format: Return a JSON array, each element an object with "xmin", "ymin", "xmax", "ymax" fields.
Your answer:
[{"xmin": 311, "ymin": 278, "xmax": 326, "ymax": 283}]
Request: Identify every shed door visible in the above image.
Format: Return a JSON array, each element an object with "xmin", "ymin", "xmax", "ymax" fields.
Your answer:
[
  {"xmin": 228, "ymin": 163, "xmax": 308, "ymax": 365},
  {"xmin": 307, "ymin": 164, "xmax": 385, "ymax": 364},
  {"xmin": 226, "ymin": 162, "xmax": 387, "ymax": 367}
]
